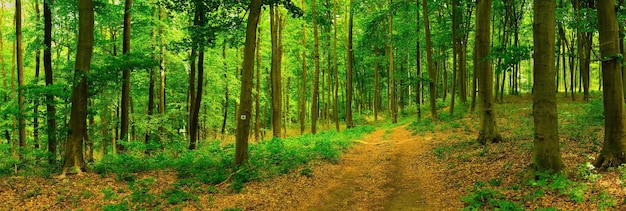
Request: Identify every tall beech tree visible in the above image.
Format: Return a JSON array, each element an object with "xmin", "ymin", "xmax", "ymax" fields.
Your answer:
[
  {"xmin": 63, "ymin": 0, "xmax": 93, "ymax": 175},
  {"xmin": 120, "ymin": 0, "xmax": 132, "ymax": 150},
  {"xmin": 299, "ymin": 0, "xmax": 307, "ymax": 134},
  {"xmin": 270, "ymin": 5, "xmax": 282, "ymax": 137},
  {"xmin": 44, "ymin": 0, "xmax": 57, "ymax": 161},
  {"xmin": 475, "ymin": 0, "xmax": 502, "ymax": 145},
  {"xmin": 422, "ymin": 0, "xmax": 437, "ymax": 119},
  {"xmin": 346, "ymin": 0, "xmax": 354, "ymax": 128},
  {"xmin": 311, "ymin": 0, "xmax": 321, "ymax": 134},
  {"xmin": 235, "ymin": 0, "xmax": 262, "ymax": 165},
  {"xmin": 532, "ymin": 0, "xmax": 563, "ymax": 172},
  {"xmin": 595, "ymin": 0, "xmax": 626, "ymax": 169},
  {"xmin": 15, "ymin": 0, "xmax": 25, "ymax": 154}
]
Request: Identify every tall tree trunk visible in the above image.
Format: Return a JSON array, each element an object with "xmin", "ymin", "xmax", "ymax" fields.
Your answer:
[
  {"xmin": 595, "ymin": 0, "xmax": 626, "ymax": 169},
  {"xmin": 416, "ymin": 0, "xmax": 422, "ymax": 119},
  {"xmin": 188, "ymin": 4, "xmax": 206, "ymax": 150},
  {"xmin": 34, "ymin": 0, "xmax": 41, "ymax": 149},
  {"xmin": 221, "ymin": 45, "xmax": 229, "ymax": 138},
  {"xmin": 389, "ymin": 0, "xmax": 397, "ymax": 124},
  {"xmin": 1, "ymin": 4, "xmax": 10, "ymax": 144},
  {"xmin": 476, "ymin": 0, "xmax": 502, "ymax": 145},
  {"xmin": 255, "ymin": 27, "xmax": 262, "ymax": 141},
  {"xmin": 333, "ymin": 0, "xmax": 339, "ymax": 131},
  {"xmin": 532, "ymin": 0, "xmax": 563, "ymax": 172},
  {"xmin": 234, "ymin": 0, "xmax": 261, "ymax": 165},
  {"xmin": 311, "ymin": 0, "xmax": 321, "ymax": 134},
  {"xmin": 145, "ymin": 7, "xmax": 156, "ymax": 148},
  {"xmin": 158, "ymin": 6, "xmax": 166, "ymax": 141},
  {"xmin": 44, "ymin": 0, "xmax": 56, "ymax": 160},
  {"xmin": 120, "ymin": 0, "xmax": 132, "ymax": 151},
  {"xmin": 346, "ymin": 0, "xmax": 355, "ymax": 128},
  {"xmin": 270, "ymin": 5, "xmax": 282, "ymax": 138},
  {"xmin": 63, "ymin": 0, "xmax": 93, "ymax": 175},
  {"xmin": 375, "ymin": 47, "xmax": 381, "ymax": 121},
  {"xmin": 299, "ymin": 0, "xmax": 307, "ymax": 135},
  {"xmin": 16, "ymin": 0, "xmax": 26, "ymax": 156},
  {"xmin": 422, "ymin": 0, "xmax": 437, "ymax": 119},
  {"xmin": 450, "ymin": 0, "xmax": 459, "ymax": 115}
]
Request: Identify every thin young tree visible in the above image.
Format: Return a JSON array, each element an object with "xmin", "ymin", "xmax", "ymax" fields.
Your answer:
[
  {"xmin": 62, "ymin": 0, "xmax": 94, "ymax": 175},
  {"xmin": 235, "ymin": 0, "xmax": 262, "ymax": 165},
  {"xmin": 595, "ymin": 0, "xmax": 626, "ymax": 169},
  {"xmin": 16, "ymin": 0, "xmax": 26, "ymax": 154},
  {"xmin": 120, "ymin": 0, "xmax": 132, "ymax": 150},
  {"xmin": 299, "ymin": 0, "xmax": 307, "ymax": 135},
  {"xmin": 44, "ymin": 0, "xmax": 57, "ymax": 162},
  {"xmin": 311, "ymin": 0, "xmax": 321, "ymax": 134},
  {"xmin": 422, "ymin": 0, "xmax": 437, "ymax": 119},
  {"xmin": 475, "ymin": 0, "xmax": 501, "ymax": 144},
  {"xmin": 270, "ymin": 5, "xmax": 282, "ymax": 137},
  {"xmin": 531, "ymin": 0, "xmax": 563, "ymax": 172},
  {"xmin": 346, "ymin": 0, "xmax": 354, "ymax": 128}
]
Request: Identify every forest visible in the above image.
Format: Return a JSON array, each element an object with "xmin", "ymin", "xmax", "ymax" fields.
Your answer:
[{"xmin": 1, "ymin": 0, "xmax": 626, "ymax": 209}]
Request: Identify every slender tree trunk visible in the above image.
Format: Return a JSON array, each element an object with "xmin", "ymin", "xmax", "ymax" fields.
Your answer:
[
  {"xmin": 16, "ymin": 0, "xmax": 26, "ymax": 156},
  {"xmin": 422, "ymin": 0, "xmax": 437, "ymax": 119},
  {"xmin": 346, "ymin": 0, "xmax": 355, "ymax": 128},
  {"xmin": 476, "ymin": 0, "xmax": 501, "ymax": 145},
  {"xmin": 375, "ymin": 47, "xmax": 381, "ymax": 121},
  {"xmin": 595, "ymin": 0, "xmax": 626, "ymax": 169},
  {"xmin": 119, "ymin": 0, "xmax": 132, "ymax": 152},
  {"xmin": 235, "ymin": 0, "xmax": 262, "ymax": 165},
  {"xmin": 158, "ymin": 6, "xmax": 166, "ymax": 141},
  {"xmin": 299, "ymin": 0, "xmax": 307, "ymax": 135},
  {"xmin": 450, "ymin": 0, "xmax": 459, "ymax": 115},
  {"xmin": 311, "ymin": 0, "xmax": 321, "ymax": 134},
  {"xmin": 255, "ymin": 27, "xmax": 262, "ymax": 141},
  {"xmin": 34, "ymin": 0, "xmax": 41, "ymax": 149},
  {"xmin": 145, "ymin": 8, "xmax": 156, "ymax": 148},
  {"xmin": 63, "ymin": 0, "xmax": 93, "ymax": 175},
  {"xmin": 270, "ymin": 5, "xmax": 282, "ymax": 138},
  {"xmin": 221, "ymin": 45, "xmax": 229, "ymax": 138},
  {"xmin": 532, "ymin": 0, "xmax": 563, "ymax": 172},
  {"xmin": 416, "ymin": 0, "xmax": 422, "ymax": 119},
  {"xmin": 333, "ymin": 0, "xmax": 339, "ymax": 131},
  {"xmin": 389, "ymin": 0, "xmax": 397, "ymax": 124}
]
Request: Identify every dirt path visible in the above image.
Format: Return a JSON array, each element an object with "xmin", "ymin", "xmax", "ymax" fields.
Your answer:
[{"xmin": 302, "ymin": 125, "xmax": 449, "ymax": 210}]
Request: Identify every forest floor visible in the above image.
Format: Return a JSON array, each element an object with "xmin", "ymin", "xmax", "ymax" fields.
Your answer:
[{"xmin": 3, "ymin": 95, "xmax": 626, "ymax": 210}]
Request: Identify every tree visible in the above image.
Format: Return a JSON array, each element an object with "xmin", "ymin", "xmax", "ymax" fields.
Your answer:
[
  {"xmin": 531, "ymin": 0, "xmax": 563, "ymax": 172},
  {"xmin": 422, "ymin": 0, "xmax": 437, "ymax": 119},
  {"xmin": 16, "ymin": 0, "xmax": 25, "ymax": 155},
  {"xmin": 120, "ymin": 0, "xmax": 132, "ymax": 150},
  {"xmin": 270, "ymin": 5, "xmax": 282, "ymax": 138},
  {"xmin": 299, "ymin": 0, "xmax": 307, "ymax": 135},
  {"xmin": 63, "ymin": 0, "xmax": 94, "ymax": 175},
  {"xmin": 346, "ymin": 0, "xmax": 354, "ymax": 128},
  {"xmin": 311, "ymin": 0, "xmax": 321, "ymax": 134},
  {"xmin": 475, "ymin": 0, "xmax": 502, "ymax": 145},
  {"xmin": 235, "ymin": 0, "xmax": 262, "ymax": 165},
  {"xmin": 388, "ymin": 0, "xmax": 396, "ymax": 124},
  {"xmin": 595, "ymin": 0, "xmax": 626, "ymax": 169},
  {"xmin": 34, "ymin": 0, "xmax": 41, "ymax": 149},
  {"xmin": 44, "ymin": 0, "xmax": 57, "ymax": 162}
]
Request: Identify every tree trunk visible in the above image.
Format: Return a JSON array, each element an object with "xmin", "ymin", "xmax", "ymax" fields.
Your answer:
[
  {"xmin": 389, "ymin": 0, "xmax": 397, "ymax": 124},
  {"xmin": 422, "ymin": 0, "xmax": 437, "ymax": 119},
  {"xmin": 63, "ymin": 0, "xmax": 93, "ymax": 175},
  {"xmin": 119, "ymin": 0, "xmax": 132, "ymax": 151},
  {"xmin": 333, "ymin": 0, "xmax": 339, "ymax": 131},
  {"xmin": 270, "ymin": 5, "xmax": 282, "ymax": 138},
  {"xmin": 450, "ymin": 0, "xmax": 459, "ymax": 116},
  {"xmin": 299, "ymin": 0, "xmax": 307, "ymax": 135},
  {"xmin": 532, "ymin": 0, "xmax": 563, "ymax": 172},
  {"xmin": 476, "ymin": 0, "xmax": 502, "ymax": 145},
  {"xmin": 375, "ymin": 47, "xmax": 381, "ymax": 121},
  {"xmin": 311, "ymin": 0, "xmax": 321, "ymax": 134},
  {"xmin": 235, "ymin": 0, "xmax": 262, "ymax": 165},
  {"xmin": 145, "ymin": 7, "xmax": 156, "ymax": 148},
  {"xmin": 221, "ymin": 45, "xmax": 229, "ymax": 138},
  {"xmin": 16, "ymin": 0, "xmax": 26, "ymax": 156},
  {"xmin": 34, "ymin": 0, "xmax": 41, "ymax": 149},
  {"xmin": 346, "ymin": 0, "xmax": 355, "ymax": 128},
  {"xmin": 1, "ymin": 4, "xmax": 10, "ymax": 145},
  {"xmin": 595, "ymin": 0, "xmax": 626, "ymax": 169},
  {"xmin": 158, "ymin": 6, "xmax": 166, "ymax": 141},
  {"xmin": 416, "ymin": 0, "xmax": 422, "ymax": 119},
  {"xmin": 255, "ymin": 27, "xmax": 262, "ymax": 141}
]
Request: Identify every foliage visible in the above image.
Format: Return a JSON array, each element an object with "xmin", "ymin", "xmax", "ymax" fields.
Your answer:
[
  {"xmin": 460, "ymin": 182, "xmax": 523, "ymax": 210},
  {"xmin": 527, "ymin": 172, "xmax": 587, "ymax": 203}
]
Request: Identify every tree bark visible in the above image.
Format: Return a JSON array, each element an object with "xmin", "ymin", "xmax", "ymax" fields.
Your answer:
[
  {"xmin": 63, "ymin": 0, "xmax": 93, "ymax": 175},
  {"xmin": 532, "ymin": 0, "xmax": 563, "ymax": 172},
  {"xmin": 311, "ymin": 0, "xmax": 321, "ymax": 134},
  {"xmin": 388, "ymin": 0, "xmax": 397, "ymax": 124},
  {"xmin": 34, "ymin": 0, "xmax": 41, "ymax": 149},
  {"xmin": 16, "ymin": 0, "xmax": 26, "ymax": 155},
  {"xmin": 256, "ymin": 27, "xmax": 262, "ymax": 141},
  {"xmin": 299, "ymin": 0, "xmax": 307, "ymax": 135},
  {"xmin": 476, "ymin": 0, "xmax": 502, "ymax": 145},
  {"xmin": 235, "ymin": 0, "xmax": 262, "ymax": 165},
  {"xmin": 270, "ymin": 5, "xmax": 282, "ymax": 138},
  {"xmin": 333, "ymin": 0, "xmax": 339, "ymax": 131},
  {"xmin": 221, "ymin": 45, "xmax": 229, "ymax": 138},
  {"xmin": 595, "ymin": 0, "xmax": 626, "ymax": 169},
  {"xmin": 346, "ymin": 0, "xmax": 355, "ymax": 128},
  {"xmin": 422, "ymin": 0, "xmax": 437, "ymax": 119}
]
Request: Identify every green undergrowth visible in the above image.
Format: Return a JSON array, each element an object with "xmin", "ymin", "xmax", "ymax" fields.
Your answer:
[
  {"xmin": 92, "ymin": 125, "xmax": 375, "ymax": 191},
  {"xmin": 407, "ymin": 101, "xmax": 471, "ymax": 134}
]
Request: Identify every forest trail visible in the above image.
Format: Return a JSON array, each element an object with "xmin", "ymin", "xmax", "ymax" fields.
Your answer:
[{"xmin": 305, "ymin": 124, "xmax": 443, "ymax": 211}]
